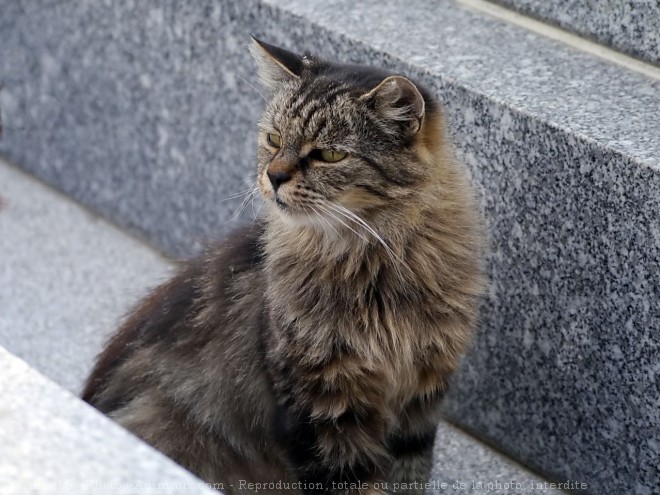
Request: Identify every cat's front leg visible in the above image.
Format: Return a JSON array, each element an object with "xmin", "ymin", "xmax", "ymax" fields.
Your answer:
[
  {"xmin": 386, "ymin": 393, "xmax": 444, "ymax": 495},
  {"xmin": 386, "ymin": 430, "xmax": 435, "ymax": 495},
  {"xmin": 274, "ymin": 403, "xmax": 393, "ymax": 495}
]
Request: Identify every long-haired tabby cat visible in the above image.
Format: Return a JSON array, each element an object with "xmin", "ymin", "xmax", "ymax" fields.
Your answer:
[{"xmin": 82, "ymin": 38, "xmax": 484, "ymax": 494}]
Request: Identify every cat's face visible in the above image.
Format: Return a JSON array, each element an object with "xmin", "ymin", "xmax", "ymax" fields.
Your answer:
[{"xmin": 250, "ymin": 39, "xmax": 433, "ymax": 229}]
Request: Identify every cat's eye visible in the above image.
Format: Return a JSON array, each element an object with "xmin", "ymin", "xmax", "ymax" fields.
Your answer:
[
  {"xmin": 318, "ymin": 150, "xmax": 347, "ymax": 163},
  {"xmin": 266, "ymin": 132, "xmax": 282, "ymax": 148}
]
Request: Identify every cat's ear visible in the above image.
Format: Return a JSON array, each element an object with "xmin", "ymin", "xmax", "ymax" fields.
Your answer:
[
  {"xmin": 360, "ymin": 76, "xmax": 425, "ymax": 135},
  {"xmin": 249, "ymin": 37, "xmax": 303, "ymax": 90}
]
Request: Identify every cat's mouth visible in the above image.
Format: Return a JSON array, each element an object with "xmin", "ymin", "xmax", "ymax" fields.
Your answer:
[
  {"xmin": 274, "ymin": 196, "xmax": 288, "ymax": 209},
  {"xmin": 260, "ymin": 179, "xmax": 315, "ymax": 220},
  {"xmin": 271, "ymin": 191, "xmax": 306, "ymax": 214},
  {"xmin": 270, "ymin": 192, "xmax": 303, "ymax": 216},
  {"xmin": 270, "ymin": 193, "xmax": 319, "ymax": 226}
]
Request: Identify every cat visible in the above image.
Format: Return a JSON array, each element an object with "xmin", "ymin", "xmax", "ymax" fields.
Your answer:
[{"xmin": 82, "ymin": 38, "xmax": 485, "ymax": 495}]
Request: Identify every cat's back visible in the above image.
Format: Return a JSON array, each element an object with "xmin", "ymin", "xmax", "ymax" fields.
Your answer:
[{"xmin": 82, "ymin": 220, "xmax": 269, "ymax": 414}]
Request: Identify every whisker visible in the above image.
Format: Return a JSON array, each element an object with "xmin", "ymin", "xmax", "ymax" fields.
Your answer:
[
  {"xmin": 306, "ymin": 206, "xmax": 327, "ymax": 236},
  {"xmin": 229, "ymin": 187, "xmax": 259, "ymax": 222},
  {"xmin": 316, "ymin": 203, "xmax": 370, "ymax": 244},
  {"xmin": 229, "ymin": 68, "xmax": 268, "ymax": 103},
  {"xmin": 324, "ymin": 202, "xmax": 392, "ymax": 252},
  {"xmin": 250, "ymin": 200, "xmax": 265, "ymax": 225},
  {"xmin": 323, "ymin": 202, "xmax": 412, "ymax": 279},
  {"xmin": 310, "ymin": 204, "xmax": 341, "ymax": 239},
  {"xmin": 329, "ymin": 204, "xmax": 392, "ymax": 249},
  {"xmin": 220, "ymin": 186, "xmax": 259, "ymax": 203},
  {"xmin": 248, "ymin": 189, "xmax": 263, "ymax": 218}
]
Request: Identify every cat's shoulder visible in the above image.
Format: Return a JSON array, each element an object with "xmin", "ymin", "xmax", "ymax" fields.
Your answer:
[{"xmin": 202, "ymin": 220, "xmax": 266, "ymax": 274}]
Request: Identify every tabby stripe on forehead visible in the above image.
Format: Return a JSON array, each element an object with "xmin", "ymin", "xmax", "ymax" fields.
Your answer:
[
  {"xmin": 309, "ymin": 117, "xmax": 328, "ymax": 143},
  {"xmin": 297, "ymin": 100, "xmax": 325, "ymax": 131},
  {"xmin": 359, "ymin": 155, "xmax": 414, "ymax": 187},
  {"xmin": 292, "ymin": 84, "xmax": 348, "ymax": 124},
  {"xmin": 288, "ymin": 83, "xmax": 324, "ymax": 116},
  {"xmin": 294, "ymin": 91, "xmax": 335, "ymax": 129},
  {"xmin": 301, "ymin": 87, "xmax": 353, "ymax": 133}
]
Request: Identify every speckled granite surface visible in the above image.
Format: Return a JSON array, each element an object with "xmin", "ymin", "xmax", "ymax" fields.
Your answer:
[
  {"xmin": 492, "ymin": 0, "xmax": 660, "ymax": 66},
  {"xmin": 0, "ymin": 159, "xmax": 172, "ymax": 394},
  {"xmin": 431, "ymin": 422, "xmax": 569, "ymax": 494},
  {"xmin": 0, "ymin": 1, "xmax": 264, "ymax": 258},
  {"xmin": 1, "ymin": 0, "xmax": 658, "ymax": 494},
  {"xmin": 0, "ymin": 347, "xmax": 216, "ymax": 495}
]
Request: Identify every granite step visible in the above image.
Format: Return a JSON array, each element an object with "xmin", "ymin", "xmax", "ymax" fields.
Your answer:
[
  {"xmin": 0, "ymin": 161, "xmax": 209, "ymax": 494},
  {"xmin": 0, "ymin": 0, "xmax": 658, "ymax": 494},
  {"xmin": 489, "ymin": 0, "xmax": 660, "ymax": 66},
  {"xmin": 0, "ymin": 347, "xmax": 217, "ymax": 495},
  {"xmin": 0, "ymin": 159, "xmax": 567, "ymax": 493}
]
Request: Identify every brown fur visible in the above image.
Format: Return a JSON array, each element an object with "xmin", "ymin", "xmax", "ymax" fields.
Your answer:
[{"xmin": 83, "ymin": 39, "xmax": 484, "ymax": 495}]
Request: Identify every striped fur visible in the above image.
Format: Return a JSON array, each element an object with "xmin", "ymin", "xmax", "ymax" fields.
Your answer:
[{"xmin": 82, "ymin": 39, "xmax": 485, "ymax": 494}]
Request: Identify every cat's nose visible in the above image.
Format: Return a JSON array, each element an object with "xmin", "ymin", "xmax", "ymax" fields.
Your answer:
[{"xmin": 267, "ymin": 170, "xmax": 292, "ymax": 191}]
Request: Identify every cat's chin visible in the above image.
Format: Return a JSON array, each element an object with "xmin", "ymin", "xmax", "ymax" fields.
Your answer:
[
  {"xmin": 269, "ymin": 204, "xmax": 352, "ymax": 253},
  {"xmin": 271, "ymin": 203, "xmax": 316, "ymax": 228},
  {"xmin": 269, "ymin": 202, "xmax": 341, "ymax": 236}
]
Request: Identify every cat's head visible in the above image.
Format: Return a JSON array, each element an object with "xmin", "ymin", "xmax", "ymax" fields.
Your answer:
[{"xmin": 250, "ymin": 38, "xmax": 446, "ymax": 231}]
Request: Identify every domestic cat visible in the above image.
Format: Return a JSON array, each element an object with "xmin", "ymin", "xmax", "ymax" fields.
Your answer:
[{"xmin": 82, "ymin": 38, "xmax": 485, "ymax": 495}]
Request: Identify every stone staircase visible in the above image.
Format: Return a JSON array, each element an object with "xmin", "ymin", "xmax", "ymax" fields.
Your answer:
[{"xmin": 1, "ymin": 0, "xmax": 658, "ymax": 493}]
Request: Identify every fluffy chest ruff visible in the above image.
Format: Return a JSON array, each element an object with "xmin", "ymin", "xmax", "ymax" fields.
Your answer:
[{"xmin": 262, "ymin": 214, "xmax": 478, "ymax": 422}]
